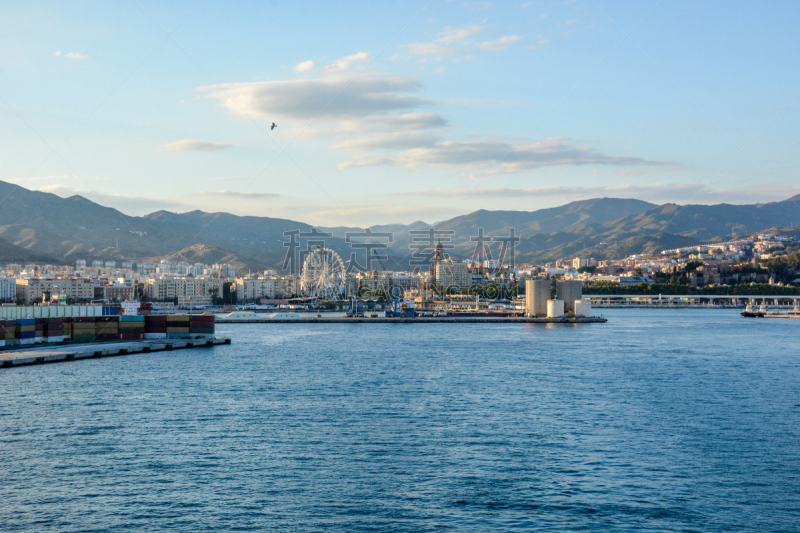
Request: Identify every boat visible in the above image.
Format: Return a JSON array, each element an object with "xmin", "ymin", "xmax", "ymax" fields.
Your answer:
[{"xmin": 741, "ymin": 303, "xmax": 765, "ymax": 318}]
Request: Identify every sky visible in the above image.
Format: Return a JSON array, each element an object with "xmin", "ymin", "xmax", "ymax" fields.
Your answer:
[{"xmin": 1, "ymin": 0, "xmax": 799, "ymax": 227}]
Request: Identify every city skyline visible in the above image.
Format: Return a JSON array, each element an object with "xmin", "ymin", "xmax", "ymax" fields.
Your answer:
[{"xmin": 2, "ymin": 1, "xmax": 799, "ymax": 227}]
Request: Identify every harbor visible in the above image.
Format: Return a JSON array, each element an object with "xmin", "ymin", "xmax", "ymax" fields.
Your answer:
[{"xmin": 216, "ymin": 315, "xmax": 607, "ymax": 324}]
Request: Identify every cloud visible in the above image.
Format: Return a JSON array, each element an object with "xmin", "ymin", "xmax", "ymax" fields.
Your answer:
[
  {"xmin": 307, "ymin": 204, "xmax": 443, "ymax": 225},
  {"xmin": 196, "ymin": 190, "xmax": 280, "ymax": 200},
  {"xmin": 34, "ymin": 185, "xmax": 185, "ymax": 213},
  {"xmin": 201, "ymin": 74, "xmax": 425, "ymax": 119},
  {"xmin": 341, "ymin": 137, "xmax": 664, "ymax": 171},
  {"xmin": 400, "ymin": 24, "xmax": 483, "ymax": 58},
  {"xmin": 403, "ymin": 43, "xmax": 456, "ymax": 56},
  {"xmin": 200, "ymin": 53, "xmax": 657, "ymax": 176},
  {"xmin": 330, "ymin": 131, "xmax": 440, "ymax": 152},
  {"xmin": 337, "ymin": 113, "xmax": 447, "ymax": 133},
  {"xmin": 294, "ymin": 60, "xmax": 315, "ymax": 73},
  {"xmin": 479, "ymin": 35, "xmax": 521, "ymax": 50},
  {"xmin": 397, "ymin": 183, "xmax": 800, "ymax": 205},
  {"xmin": 438, "ymin": 24, "xmax": 483, "ymax": 44},
  {"xmin": 55, "ymin": 51, "xmax": 88, "ymax": 59},
  {"xmin": 323, "ymin": 52, "xmax": 370, "ymax": 74},
  {"xmin": 158, "ymin": 140, "xmax": 231, "ymax": 152},
  {"xmin": 528, "ymin": 39, "xmax": 550, "ymax": 50}
]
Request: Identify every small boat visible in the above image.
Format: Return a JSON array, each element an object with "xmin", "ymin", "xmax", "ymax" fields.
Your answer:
[{"xmin": 741, "ymin": 303, "xmax": 764, "ymax": 318}]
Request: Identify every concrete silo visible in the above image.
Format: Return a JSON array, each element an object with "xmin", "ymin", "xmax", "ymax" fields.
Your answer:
[
  {"xmin": 556, "ymin": 280, "xmax": 583, "ymax": 314},
  {"xmin": 525, "ymin": 279, "xmax": 550, "ymax": 317}
]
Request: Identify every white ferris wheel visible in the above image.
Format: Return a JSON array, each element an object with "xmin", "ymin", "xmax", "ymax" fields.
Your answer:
[{"xmin": 301, "ymin": 246, "xmax": 347, "ymax": 299}]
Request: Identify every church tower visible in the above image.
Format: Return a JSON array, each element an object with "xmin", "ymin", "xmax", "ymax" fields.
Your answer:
[{"xmin": 430, "ymin": 239, "xmax": 445, "ymax": 288}]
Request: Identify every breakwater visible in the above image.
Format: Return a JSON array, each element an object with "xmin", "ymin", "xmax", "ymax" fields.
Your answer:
[{"xmin": 217, "ymin": 316, "xmax": 607, "ymax": 324}]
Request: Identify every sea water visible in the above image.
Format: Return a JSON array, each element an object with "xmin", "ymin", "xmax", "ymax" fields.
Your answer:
[{"xmin": 2, "ymin": 309, "xmax": 799, "ymax": 531}]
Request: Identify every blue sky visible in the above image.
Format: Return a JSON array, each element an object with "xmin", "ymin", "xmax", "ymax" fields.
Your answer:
[{"xmin": 1, "ymin": 0, "xmax": 798, "ymax": 227}]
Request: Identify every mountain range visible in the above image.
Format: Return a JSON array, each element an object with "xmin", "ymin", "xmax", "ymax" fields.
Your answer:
[{"xmin": 0, "ymin": 179, "xmax": 798, "ymax": 272}]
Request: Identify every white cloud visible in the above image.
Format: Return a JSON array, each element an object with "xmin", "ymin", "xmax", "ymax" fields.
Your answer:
[
  {"xmin": 528, "ymin": 39, "xmax": 550, "ymax": 50},
  {"xmin": 401, "ymin": 24, "xmax": 483, "ymax": 58},
  {"xmin": 438, "ymin": 24, "xmax": 483, "ymax": 44},
  {"xmin": 201, "ymin": 73, "xmax": 425, "ymax": 119},
  {"xmin": 337, "ymin": 113, "xmax": 447, "ymax": 133},
  {"xmin": 34, "ymin": 185, "xmax": 185, "ymax": 213},
  {"xmin": 201, "ymin": 53, "xmax": 658, "ymax": 177},
  {"xmin": 65, "ymin": 52, "xmax": 88, "ymax": 60},
  {"xmin": 196, "ymin": 190, "xmax": 280, "ymax": 200},
  {"xmin": 330, "ymin": 131, "xmax": 440, "ymax": 152},
  {"xmin": 308, "ymin": 204, "xmax": 443, "ymax": 225},
  {"xmin": 294, "ymin": 60, "xmax": 315, "ymax": 73},
  {"xmin": 158, "ymin": 140, "xmax": 231, "ymax": 152},
  {"xmin": 397, "ymin": 183, "xmax": 800, "ymax": 205},
  {"xmin": 323, "ymin": 51, "xmax": 371, "ymax": 74},
  {"xmin": 341, "ymin": 137, "xmax": 662, "ymax": 171},
  {"xmin": 54, "ymin": 51, "xmax": 61, "ymax": 57},
  {"xmin": 479, "ymin": 35, "xmax": 521, "ymax": 51}
]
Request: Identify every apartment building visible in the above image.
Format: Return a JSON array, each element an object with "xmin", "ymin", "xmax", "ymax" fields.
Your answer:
[
  {"xmin": 233, "ymin": 276, "xmax": 301, "ymax": 301},
  {"xmin": 0, "ymin": 277, "xmax": 17, "ymax": 301},
  {"xmin": 435, "ymin": 259, "xmax": 471, "ymax": 290},
  {"xmin": 145, "ymin": 276, "xmax": 224, "ymax": 306},
  {"xmin": 94, "ymin": 282, "xmax": 135, "ymax": 301},
  {"xmin": 16, "ymin": 278, "xmax": 94, "ymax": 303}
]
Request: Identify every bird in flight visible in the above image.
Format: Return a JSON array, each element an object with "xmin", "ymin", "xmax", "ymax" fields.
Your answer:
[{"xmin": 270, "ymin": 122, "xmax": 277, "ymax": 130}]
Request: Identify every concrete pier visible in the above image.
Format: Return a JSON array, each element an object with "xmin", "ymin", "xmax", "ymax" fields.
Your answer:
[
  {"xmin": 0, "ymin": 337, "xmax": 230, "ymax": 368},
  {"xmin": 216, "ymin": 316, "xmax": 607, "ymax": 324}
]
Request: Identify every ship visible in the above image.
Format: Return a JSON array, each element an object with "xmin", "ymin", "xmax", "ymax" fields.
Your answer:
[{"xmin": 741, "ymin": 303, "xmax": 765, "ymax": 318}]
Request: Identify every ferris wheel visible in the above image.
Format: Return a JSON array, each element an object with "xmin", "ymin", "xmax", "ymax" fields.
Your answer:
[{"xmin": 301, "ymin": 247, "xmax": 347, "ymax": 299}]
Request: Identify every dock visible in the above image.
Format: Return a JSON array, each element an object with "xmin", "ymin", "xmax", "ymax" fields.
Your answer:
[
  {"xmin": 0, "ymin": 337, "xmax": 231, "ymax": 368},
  {"xmin": 216, "ymin": 316, "xmax": 607, "ymax": 324}
]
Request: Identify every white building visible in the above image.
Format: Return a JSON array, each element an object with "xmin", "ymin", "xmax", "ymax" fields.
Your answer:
[
  {"xmin": 435, "ymin": 259, "xmax": 471, "ymax": 290},
  {"xmin": 145, "ymin": 276, "xmax": 224, "ymax": 306},
  {"xmin": 16, "ymin": 278, "xmax": 94, "ymax": 303},
  {"xmin": 233, "ymin": 276, "xmax": 300, "ymax": 301},
  {"xmin": 0, "ymin": 277, "xmax": 17, "ymax": 301},
  {"xmin": 212, "ymin": 263, "xmax": 236, "ymax": 278}
]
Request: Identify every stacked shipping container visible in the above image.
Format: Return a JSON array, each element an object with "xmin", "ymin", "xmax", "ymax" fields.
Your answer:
[
  {"xmin": 0, "ymin": 313, "xmax": 215, "ymax": 347},
  {"xmin": 144, "ymin": 315, "xmax": 167, "ymax": 339},
  {"xmin": 72, "ymin": 317, "xmax": 97, "ymax": 343},
  {"xmin": 190, "ymin": 315, "xmax": 215, "ymax": 335},
  {"xmin": 44, "ymin": 317, "xmax": 66, "ymax": 343},
  {"xmin": 16, "ymin": 319, "xmax": 36, "ymax": 345},
  {"xmin": 119, "ymin": 316, "xmax": 145, "ymax": 340},
  {"xmin": 34, "ymin": 318, "xmax": 44, "ymax": 344},
  {"xmin": 166, "ymin": 315, "xmax": 190, "ymax": 338}
]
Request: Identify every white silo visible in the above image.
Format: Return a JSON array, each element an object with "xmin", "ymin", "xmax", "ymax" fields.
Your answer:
[
  {"xmin": 547, "ymin": 299, "xmax": 565, "ymax": 318},
  {"xmin": 525, "ymin": 279, "xmax": 550, "ymax": 317},
  {"xmin": 574, "ymin": 299, "xmax": 592, "ymax": 317}
]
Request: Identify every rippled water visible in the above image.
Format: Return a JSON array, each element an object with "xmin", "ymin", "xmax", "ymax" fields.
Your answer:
[{"xmin": 2, "ymin": 309, "xmax": 799, "ymax": 532}]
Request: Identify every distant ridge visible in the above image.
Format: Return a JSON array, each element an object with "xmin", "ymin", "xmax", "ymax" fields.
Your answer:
[{"xmin": 0, "ymin": 179, "xmax": 798, "ymax": 269}]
